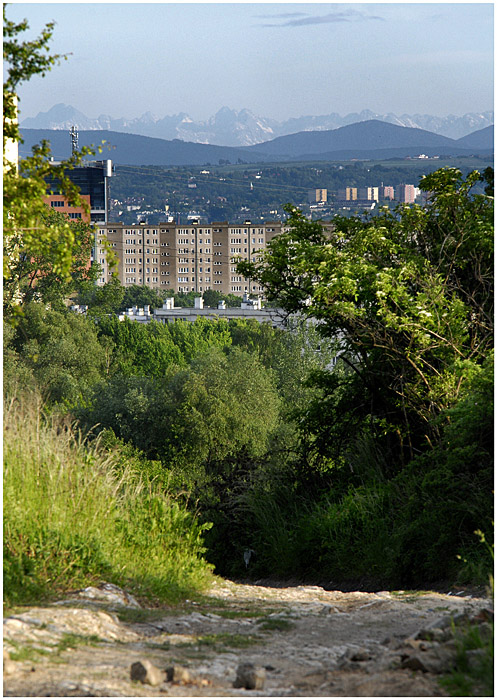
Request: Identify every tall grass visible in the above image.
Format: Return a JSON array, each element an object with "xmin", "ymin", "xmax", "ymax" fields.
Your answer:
[{"xmin": 4, "ymin": 390, "xmax": 214, "ymax": 607}]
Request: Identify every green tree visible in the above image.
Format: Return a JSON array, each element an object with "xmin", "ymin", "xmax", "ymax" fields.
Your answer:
[
  {"xmin": 5, "ymin": 207, "xmax": 98, "ymax": 311},
  {"xmin": 95, "ymin": 315, "xmax": 233, "ymax": 376},
  {"xmin": 96, "ymin": 316, "xmax": 186, "ymax": 377},
  {"xmin": 164, "ymin": 347, "xmax": 280, "ymax": 486},
  {"xmin": 161, "ymin": 317, "xmax": 232, "ymax": 364},
  {"xmin": 6, "ymin": 303, "xmax": 107, "ymax": 405},
  {"xmin": 81, "ymin": 347, "xmax": 280, "ymax": 493},
  {"xmin": 237, "ymin": 168, "xmax": 493, "ymax": 468},
  {"xmin": 119, "ymin": 284, "xmax": 165, "ymax": 313},
  {"xmin": 3, "ymin": 6, "xmax": 98, "ymax": 315},
  {"xmin": 228, "ymin": 318, "xmax": 337, "ymax": 414},
  {"xmin": 76, "ymin": 276, "xmax": 125, "ymax": 316},
  {"xmin": 202, "ymin": 289, "xmax": 242, "ymax": 308}
]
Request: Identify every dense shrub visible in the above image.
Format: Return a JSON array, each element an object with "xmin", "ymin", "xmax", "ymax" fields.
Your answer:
[
  {"xmin": 230, "ymin": 355, "xmax": 493, "ymax": 587},
  {"xmin": 5, "ymin": 304, "xmax": 106, "ymax": 405}
]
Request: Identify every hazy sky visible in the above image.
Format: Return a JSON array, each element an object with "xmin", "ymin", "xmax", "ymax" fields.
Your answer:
[{"xmin": 7, "ymin": 2, "xmax": 494, "ymax": 122}]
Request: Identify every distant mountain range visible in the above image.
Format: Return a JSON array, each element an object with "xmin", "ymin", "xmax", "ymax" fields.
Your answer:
[
  {"xmin": 20, "ymin": 120, "xmax": 493, "ymax": 167},
  {"xmin": 20, "ymin": 104, "xmax": 494, "ymax": 147}
]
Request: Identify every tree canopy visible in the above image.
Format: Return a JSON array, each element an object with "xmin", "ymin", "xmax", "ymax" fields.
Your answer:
[{"xmin": 237, "ymin": 168, "xmax": 493, "ymax": 465}]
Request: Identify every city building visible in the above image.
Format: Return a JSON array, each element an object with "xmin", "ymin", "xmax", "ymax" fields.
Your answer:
[
  {"xmin": 45, "ymin": 159, "xmax": 113, "ymax": 224},
  {"xmin": 332, "ymin": 198, "xmax": 376, "ymax": 211},
  {"xmin": 382, "ymin": 186, "xmax": 395, "ymax": 200},
  {"xmin": 337, "ymin": 187, "xmax": 358, "ymax": 201},
  {"xmin": 95, "ymin": 219, "xmax": 283, "ymax": 296},
  {"xmin": 43, "ymin": 194, "xmax": 92, "ymax": 223},
  {"xmin": 119, "ymin": 294, "xmax": 286, "ymax": 327},
  {"xmin": 358, "ymin": 186, "xmax": 379, "ymax": 202},
  {"xmin": 396, "ymin": 184, "xmax": 416, "ymax": 203},
  {"xmin": 308, "ymin": 188, "xmax": 328, "ymax": 203}
]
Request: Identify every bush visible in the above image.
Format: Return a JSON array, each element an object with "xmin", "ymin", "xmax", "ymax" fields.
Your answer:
[
  {"xmin": 6, "ymin": 304, "xmax": 106, "ymax": 406},
  {"xmin": 228, "ymin": 356, "xmax": 493, "ymax": 587}
]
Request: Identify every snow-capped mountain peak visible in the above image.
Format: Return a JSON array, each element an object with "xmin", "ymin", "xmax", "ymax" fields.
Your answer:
[{"xmin": 20, "ymin": 105, "xmax": 494, "ymax": 146}]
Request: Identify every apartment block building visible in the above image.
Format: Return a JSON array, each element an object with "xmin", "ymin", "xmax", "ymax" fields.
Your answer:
[
  {"xmin": 358, "ymin": 186, "xmax": 379, "ymax": 202},
  {"xmin": 308, "ymin": 188, "xmax": 328, "ymax": 203},
  {"xmin": 95, "ymin": 220, "xmax": 283, "ymax": 296},
  {"xmin": 396, "ymin": 184, "xmax": 416, "ymax": 204},
  {"xmin": 381, "ymin": 186, "xmax": 395, "ymax": 201},
  {"xmin": 336, "ymin": 187, "xmax": 359, "ymax": 201}
]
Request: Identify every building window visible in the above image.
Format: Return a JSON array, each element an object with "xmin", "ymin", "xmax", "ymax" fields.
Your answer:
[{"xmin": 50, "ymin": 201, "xmax": 65, "ymax": 208}]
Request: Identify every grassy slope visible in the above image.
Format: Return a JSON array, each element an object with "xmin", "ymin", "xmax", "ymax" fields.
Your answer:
[{"xmin": 3, "ymin": 390, "xmax": 214, "ymax": 608}]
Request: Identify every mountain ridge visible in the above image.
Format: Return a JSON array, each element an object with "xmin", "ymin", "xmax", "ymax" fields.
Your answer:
[
  {"xmin": 19, "ymin": 120, "xmax": 493, "ymax": 167},
  {"xmin": 20, "ymin": 103, "xmax": 494, "ymax": 146}
]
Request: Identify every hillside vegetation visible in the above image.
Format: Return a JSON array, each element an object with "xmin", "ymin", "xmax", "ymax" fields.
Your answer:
[
  {"xmin": 107, "ymin": 156, "xmax": 491, "ymax": 224},
  {"xmin": 4, "ymin": 388, "xmax": 214, "ymax": 607}
]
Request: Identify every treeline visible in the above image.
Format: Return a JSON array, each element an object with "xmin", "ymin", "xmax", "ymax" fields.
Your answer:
[{"xmin": 76, "ymin": 282, "xmax": 245, "ymax": 314}]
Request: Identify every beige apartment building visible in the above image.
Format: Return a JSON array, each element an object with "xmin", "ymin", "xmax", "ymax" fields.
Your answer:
[
  {"xmin": 337, "ymin": 187, "xmax": 358, "ymax": 201},
  {"xmin": 95, "ymin": 220, "xmax": 283, "ymax": 296},
  {"xmin": 358, "ymin": 186, "xmax": 379, "ymax": 202},
  {"xmin": 308, "ymin": 188, "xmax": 328, "ymax": 203}
]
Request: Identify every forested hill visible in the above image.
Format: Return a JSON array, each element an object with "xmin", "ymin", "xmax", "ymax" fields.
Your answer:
[
  {"xmin": 243, "ymin": 119, "xmax": 472, "ymax": 156},
  {"xmin": 456, "ymin": 125, "xmax": 494, "ymax": 149},
  {"xmin": 18, "ymin": 129, "xmax": 270, "ymax": 166},
  {"xmin": 20, "ymin": 120, "xmax": 493, "ymax": 166}
]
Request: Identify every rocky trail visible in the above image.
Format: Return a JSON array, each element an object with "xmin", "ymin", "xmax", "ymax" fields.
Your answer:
[{"xmin": 3, "ymin": 579, "xmax": 492, "ymax": 697}]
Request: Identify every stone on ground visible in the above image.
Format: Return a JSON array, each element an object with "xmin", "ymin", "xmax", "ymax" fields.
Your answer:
[
  {"xmin": 234, "ymin": 662, "xmax": 266, "ymax": 690},
  {"xmin": 130, "ymin": 659, "xmax": 164, "ymax": 686}
]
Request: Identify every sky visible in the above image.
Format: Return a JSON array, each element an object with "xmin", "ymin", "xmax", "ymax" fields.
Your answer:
[{"xmin": 6, "ymin": 2, "xmax": 494, "ymax": 123}]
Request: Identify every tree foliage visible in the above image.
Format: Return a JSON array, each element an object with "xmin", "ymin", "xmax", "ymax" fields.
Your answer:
[
  {"xmin": 3, "ymin": 6, "xmax": 99, "ymax": 314},
  {"xmin": 81, "ymin": 347, "xmax": 280, "ymax": 492},
  {"xmin": 5, "ymin": 207, "xmax": 99, "ymax": 311},
  {"xmin": 5, "ymin": 303, "xmax": 107, "ymax": 405},
  {"xmin": 238, "ymin": 168, "xmax": 493, "ymax": 465}
]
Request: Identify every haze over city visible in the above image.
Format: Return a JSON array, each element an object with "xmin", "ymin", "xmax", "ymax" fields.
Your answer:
[{"xmin": 9, "ymin": 2, "xmax": 494, "ymax": 124}]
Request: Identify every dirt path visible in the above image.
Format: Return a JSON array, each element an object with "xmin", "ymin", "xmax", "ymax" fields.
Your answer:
[{"xmin": 3, "ymin": 579, "xmax": 491, "ymax": 697}]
